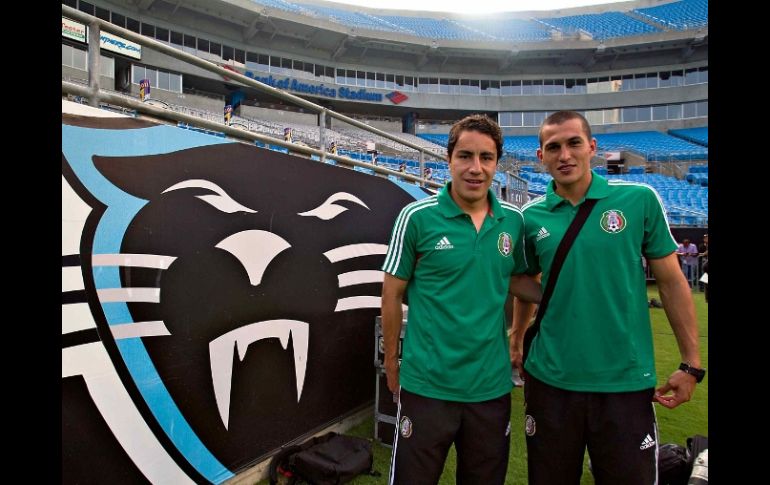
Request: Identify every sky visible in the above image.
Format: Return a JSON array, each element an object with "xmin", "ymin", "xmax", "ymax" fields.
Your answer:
[{"xmin": 327, "ymin": 0, "xmax": 626, "ymax": 14}]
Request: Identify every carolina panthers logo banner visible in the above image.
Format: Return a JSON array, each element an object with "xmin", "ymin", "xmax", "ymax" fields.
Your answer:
[{"xmin": 61, "ymin": 101, "xmax": 430, "ymax": 484}]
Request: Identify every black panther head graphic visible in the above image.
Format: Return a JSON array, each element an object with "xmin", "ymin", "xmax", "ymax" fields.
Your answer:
[{"xmin": 64, "ymin": 129, "xmax": 423, "ymax": 474}]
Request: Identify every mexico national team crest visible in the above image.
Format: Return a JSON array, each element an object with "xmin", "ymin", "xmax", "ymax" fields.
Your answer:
[
  {"xmin": 399, "ymin": 416, "xmax": 413, "ymax": 438},
  {"xmin": 498, "ymin": 232, "xmax": 512, "ymax": 257},
  {"xmin": 525, "ymin": 415, "xmax": 536, "ymax": 436},
  {"xmin": 600, "ymin": 210, "xmax": 627, "ymax": 234}
]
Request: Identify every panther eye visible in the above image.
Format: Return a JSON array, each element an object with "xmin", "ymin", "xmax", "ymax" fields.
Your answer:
[
  {"xmin": 163, "ymin": 179, "xmax": 257, "ymax": 213},
  {"xmin": 298, "ymin": 192, "xmax": 370, "ymax": 220}
]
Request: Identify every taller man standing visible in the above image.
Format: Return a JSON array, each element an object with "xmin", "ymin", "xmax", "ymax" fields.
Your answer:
[
  {"xmin": 381, "ymin": 114, "xmax": 541, "ymax": 485},
  {"xmin": 512, "ymin": 111, "xmax": 703, "ymax": 484}
]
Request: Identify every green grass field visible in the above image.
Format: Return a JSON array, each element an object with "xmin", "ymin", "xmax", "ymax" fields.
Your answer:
[{"xmin": 259, "ymin": 284, "xmax": 707, "ymax": 484}]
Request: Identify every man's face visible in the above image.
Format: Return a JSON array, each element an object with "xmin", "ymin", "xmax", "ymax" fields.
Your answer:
[
  {"xmin": 448, "ymin": 129, "xmax": 498, "ymax": 207},
  {"xmin": 683, "ymin": 239, "xmax": 691, "ymax": 246},
  {"xmin": 537, "ymin": 118, "xmax": 596, "ymax": 190}
]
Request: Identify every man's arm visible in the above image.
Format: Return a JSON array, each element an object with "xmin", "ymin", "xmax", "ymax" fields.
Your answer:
[
  {"xmin": 509, "ymin": 273, "xmax": 542, "ymax": 304},
  {"xmin": 648, "ymin": 252, "xmax": 701, "ymax": 409},
  {"xmin": 381, "ymin": 273, "xmax": 409, "ymax": 394},
  {"xmin": 510, "ymin": 273, "xmax": 542, "ymax": 374}
]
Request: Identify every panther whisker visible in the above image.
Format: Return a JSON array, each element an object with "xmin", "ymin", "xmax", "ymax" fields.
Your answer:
[
  {"xmin": 97, "ymin": 288, "xmax": 161, "ymax": 303},
  {"xmin": 334, "ymin": 296, "xmax": 407, "ymax": 313},
  {"xmin": 111, "ymin": 321, "xmax": 171, "ymax": 340},
  {"xmin": 337, "ymin": 270, "xmax": 384, "ymax": 288},
  {"xmin": 92, "ymin": 253, "xmax": 177, "ymax": 269},
  {"xmin": 323, "ymin": 244, "xmax": 388, "ymax": 263}
]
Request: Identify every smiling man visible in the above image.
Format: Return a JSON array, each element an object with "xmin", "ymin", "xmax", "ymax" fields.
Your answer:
[
  {"xmin": 381, "ymin": 114, "xmax": 541, "ymax": 484},
  {"xmin": 511, "ymin": 111, "xmax": 703, "ymax": 484}
]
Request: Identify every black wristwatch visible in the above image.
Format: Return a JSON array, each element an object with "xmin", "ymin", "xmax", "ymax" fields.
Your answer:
[{"xmin": 678, "ymin": 362, "xmax": 706, "ymax": 383}]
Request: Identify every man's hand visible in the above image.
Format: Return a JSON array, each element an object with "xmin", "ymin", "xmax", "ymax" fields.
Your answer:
[{"xmin": 654, "ymin": 369, "xmax": 697, "ymax": 409}]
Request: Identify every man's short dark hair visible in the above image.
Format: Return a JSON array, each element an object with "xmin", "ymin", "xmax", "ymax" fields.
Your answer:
[
  {"xmin": 447, "ymin": 114, "xmax": 503, "ymax": 161},
  {"xmin": 538, "ymin": 111, "xmax": 593, "ymax": 147}
]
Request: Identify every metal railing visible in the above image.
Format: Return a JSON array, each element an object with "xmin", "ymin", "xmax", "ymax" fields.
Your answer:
[{"xmin": 61, "ymin": 4, "xmax": 450, "ymax": 189}]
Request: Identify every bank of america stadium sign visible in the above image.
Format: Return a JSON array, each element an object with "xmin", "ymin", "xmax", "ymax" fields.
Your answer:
[{"xmin": 235, "ymin": 70, "xmax": 387, "ymax": 103}]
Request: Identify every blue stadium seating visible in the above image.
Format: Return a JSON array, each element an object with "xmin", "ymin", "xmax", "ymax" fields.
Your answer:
[
  {"xmin": 668, "ymin": 127, "xmax": 708, "ymax": 146},
  {"xmin": 635, "ymin": 0, "xmax": 708, "ymax": 30},
  {"xmin": 539, "ymin": 12, "xmax": 659, "ymax": 41}
]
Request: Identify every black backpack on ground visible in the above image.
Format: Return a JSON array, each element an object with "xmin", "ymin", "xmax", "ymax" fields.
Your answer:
[{"xmin": 268, "ymin": 432, "xmax": 379, "ymax": 485}]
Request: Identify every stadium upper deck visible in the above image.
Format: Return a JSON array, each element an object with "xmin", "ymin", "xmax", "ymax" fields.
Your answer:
[{"xmin": 62, "ymin": 0, "xmax": 707, "ymax": 136}]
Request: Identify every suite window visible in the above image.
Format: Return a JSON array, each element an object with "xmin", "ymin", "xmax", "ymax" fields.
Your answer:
[
  {"xmin": 157, "ymin": 70, "xmax": 170, "ymax": 91},
  {"xmin": 183, "ymin": 34, "xmax": 196, "ymax": 50},
  {"xmin": 198, "ymin": 38, "xmax": 210, "ymax": 53},
  {"xmin": 522, "ymin": 80, "xmax": 533, "ymax": 95},
  {"xmin": 698, "ymin": 67, "xmax": 708, "ymax": 83},
  {"xmin": 125, "ymin": 17, "xmax": 140, "ymax": 33},
  {"xmin": 523, "ymin": 112, "xmax": 537, "ymax": 126},
  {"xmin": 668, "ymin": 104, "xmax": 682, "ymax": 119},
  {"xmin": 659, "ymin": 71, "xmax": 672, "ymax": 88},
  {"xmin": 235, "ymin": 49, "xmax": 245, "ymax": 64},
  {"xmin": 637, "ymin": 106, "xmax": 651, "ymax": 122},
  {"xmin": 111, "ymin": 13, "xmax": 126, "ymax": 28},
  {"xmin": 684, "ymin": 68, "xmax": 699, "ymax": 85},
  {"xmin": 396, "ymin": 75, "xmax": 405, "ymax": 88},
  {"xmin": 376, "ymin": 72, "xmax": 385, "ymax": 88},
  {"xmin": 170, "ymin": 31, "xmax": 183, "ymax": 47},
  {"xmin": 696, "ymin": 101, "xmax": 707, "ymax": 117},
  {"xmin": 246, "ymin": 52, "xmax": 259, "ymax": 69},
  {"xmin": 604, "ymin": 108, "xmax": 621, "ymax": 124},
  {"xmin": 141, "ymin": 23, "xmax": 155, "ymax": 38},
  {"xmin": 95, "ymin": 7, "xmax": 110, "ymax": 21},
  {"xmin": 155, "ymin": 27, "xmax": 169, "ymax": 43},
  {"xmin": 78, "ymin": 1, "xmax": 94, "ymax": 15},
  {"xmin": 500, "ymin": 80, "xmax": 512, "ymax": 95},
  {"xmin": 223, "ymin": 45, "xmax": 234, "ymax": 61},
  {"xmin": 683, "ymin": 102, "xmax": 697, "ymax": 118},
  {"xmin": 652, "ymin": 105, "xmax": 667, "ymax": 121},
  {"xmin": 620, "ymin": 74, "xmax": 634, "ymax": 91},
  {"xmin": 449, "ymin": 78, "xmax": 460, "ymax": 94},
  {"xmin": 670, "ymin": 70, "xmax": 683, "ymax": 87},
  {"xmin": 209, "ymin": 42, "xmax": 221, "ymax": 57},
  {"xmin": 357, "ymin": 71, "xmax": 366, "ymax": 87},
  {"xmin": 386, "ymin": 73, "xmax": 395, "ymax": 89},
  {"xmin": 439, "ymin": 78, "xmax": 451, "ymax": 94},
  {"xmin": 623, "ymin": 107, "xmax": 637, "ymax": 123}
]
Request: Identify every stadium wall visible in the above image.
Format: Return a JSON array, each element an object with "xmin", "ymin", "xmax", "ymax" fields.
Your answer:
[{"xmin": 62, "ymin": 99, "xmax": 431, "ymax": 484}]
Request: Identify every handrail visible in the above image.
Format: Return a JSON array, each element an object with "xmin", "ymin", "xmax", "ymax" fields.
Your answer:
[
  {"xmin": 63, "ymin": 81, "xmax": 442, "ymax": 188},
  {"xmin": 61, "ymin": 4, "xmax": 446, "ymax": 187}
]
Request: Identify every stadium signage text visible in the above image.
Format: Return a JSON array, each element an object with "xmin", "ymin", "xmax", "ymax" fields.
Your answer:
[
  {"xmin": 240, "ymin": 70, "xmax": 383, "ymax": 103},
  {"xmin": 62, "ymin": 17, "xmax": 86, "ymax": 43},
  {"xmin": 61, "ymin": 16, "xmax": 141, "ymax": 60},
  {"xmin": 100, "ymin": 33, "xmax": 142, "ymax": 59}
]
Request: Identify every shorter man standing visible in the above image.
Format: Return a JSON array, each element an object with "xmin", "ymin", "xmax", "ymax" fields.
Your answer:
[{"xmin": 381, "ymin": 114, "xmax": 540, "ymax": 484}]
